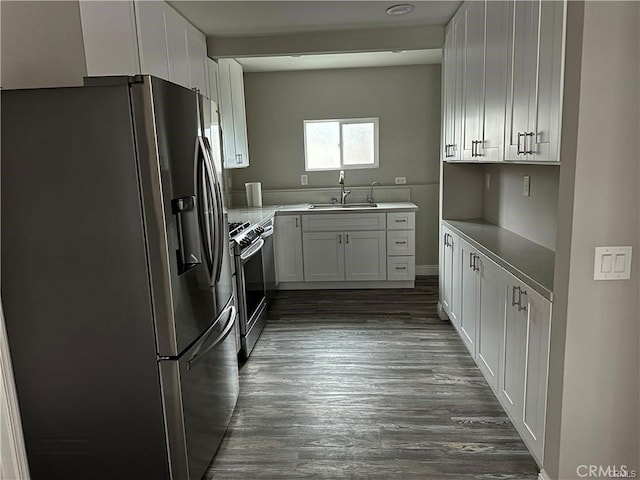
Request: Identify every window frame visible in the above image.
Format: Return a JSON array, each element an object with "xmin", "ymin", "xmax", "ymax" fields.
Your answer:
[{"xmin": 303, "ymin": 117, "xmax": 380, "ymax": 172}]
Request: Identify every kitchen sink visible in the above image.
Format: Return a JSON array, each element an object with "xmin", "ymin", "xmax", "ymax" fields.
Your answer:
[{"xmin": 309, "ymin": 203, "xmax": 378, "ymax": 209}]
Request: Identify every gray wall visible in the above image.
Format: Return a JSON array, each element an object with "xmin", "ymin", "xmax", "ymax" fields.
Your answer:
[
  {"xmin": 546, "ymin": 2, "xmax": 640, "ymax": 479},
  {"xmin": 482, "ymin": 164, "xmax": 559, "ymax": 251},
  {"xmin": 0, "ymin": 1, "xmax": 86, "ymax": 89},
  {"xmin": 231, "ymin": 65, "xmax": 442, "ymax": 266}
]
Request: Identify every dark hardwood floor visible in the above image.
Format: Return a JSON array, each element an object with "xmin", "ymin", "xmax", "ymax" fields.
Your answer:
[{"xmin": 205, "ymin": 277, "xmax": 539, "ymax": 479}]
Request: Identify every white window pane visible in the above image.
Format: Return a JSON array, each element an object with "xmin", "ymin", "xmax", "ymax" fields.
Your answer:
[
  {"xmin": 306, "ymin": 121, "xmax": 340, "ymax": 170},
  {"xmin": 342, "ymin": 122, "xmax": 375, "ymax": 165}
]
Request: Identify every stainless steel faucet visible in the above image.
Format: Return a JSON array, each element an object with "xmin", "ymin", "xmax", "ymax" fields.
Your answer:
[
  {"xmin": 367, "ymin": 181, "xmax": 381, "ymax": 204},
  {"xmin": 338, "ymin": 170, "xmax": 351, "ymax": 205}
]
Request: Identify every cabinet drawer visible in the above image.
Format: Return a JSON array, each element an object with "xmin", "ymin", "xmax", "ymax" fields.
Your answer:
[
  {"xmin": 387, "ymin": 256, "xmax": 415, "ymax": 281},
  {"xmin": 387, "ymin": 230, "xmax": 415, "ymax": 256},
  {"xmin": 302, "ymin": 213, "xmax": 386, "ymax": 232},
  {"xmin": 387, "ymin": 212, "xmax": 415, "ymax": 230}
]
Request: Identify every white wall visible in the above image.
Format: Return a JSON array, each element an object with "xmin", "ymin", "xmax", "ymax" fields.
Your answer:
[
  {"xmin": 547, "ymin": 2, "xmax": 640, "ymax": 478},
  {"xmin": 0, "ymin": 1, "xmax": 86, "ymax": 89}
]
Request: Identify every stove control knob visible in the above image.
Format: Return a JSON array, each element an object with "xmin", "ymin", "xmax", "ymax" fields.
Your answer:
[
  {"xmin": 240, "ymin": 238, "xmax": 250, "ymax": 248},
  {"xmin": 256, "ymin": 226, "xmax": 265, "ymax": 235}
]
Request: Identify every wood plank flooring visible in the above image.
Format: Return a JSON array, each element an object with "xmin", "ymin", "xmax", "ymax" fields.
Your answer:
[{"xmin": 205, "ymin": 277, "xmax": 539, "ymax": 479}]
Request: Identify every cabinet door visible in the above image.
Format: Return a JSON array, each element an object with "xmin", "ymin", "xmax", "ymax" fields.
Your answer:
[
  {"xmin": 274, "ymin": 215, "xmax": 303, "ymax": 283},
  {"xmin": 459, "ymin": 239, "xmax": 478, "ymax": 356},
  {"xmin": 345, "ymin": 231, "xmax": 386, "ymax": 281},
  {"xmin": 165, "ymin": 6, "xmax": 190, "ymax": 88},
  {"xmin": 303, "ymin": 232, "xmax": 345, "ymax": 282},
  {"xmin": 481, "ymin": 0, "xmax": 510, "ymax": 162},
  {"xmin": 521, "ymin": 288, "xmax": 551, "ymax": 463},
  {"xmin": 186, "ymin": 24, "xmax": 207, "ymax": 94},
  {"xmin": 527, "ymin": 0, "xmax": 563, "ymax": 162},
  {"xmin": 449, "ymin": 231, "xmax": 462, "ymax": 329},
  {"xmin": 207, "ymin": 58, "xmax": 219, "ymax": 103},
  {"xmin": 505, "ymin": 0, "xmax": 562, "ymax": 162},
  {"xmin": 451, "ymin": 10, "xmax": 465, "ymax": 161},
  {"xmin": 442, "ymin": 22, "xmax": 458, "ymax": 161},
  {"xmin": 135, "ymin": 0, "xmax": 170, "ymax": 81},
  {"xmin": 218, "ymin": 60, "xmax": 238, "ymax": 168},
  {"xmin": 79, "ymin": 1, "xmax": 141, "ymax": 77},
  {"xmin": 460, "ymin": 1, "xmax": 485, "ymax": 162},
  {"xmin": 476, "ymin": 253, "xmax": 503, "ymax": 392},
  {"xmin": 499, "ymin": 272, "xmax": 528, "ymax": 419},
  {"xmin": 229, "ymin": 59, "xmax": 250, "ymax": 168},
  {"xmin": 440, "ymin": 227, "xmax": 454, "ymax": 315}
]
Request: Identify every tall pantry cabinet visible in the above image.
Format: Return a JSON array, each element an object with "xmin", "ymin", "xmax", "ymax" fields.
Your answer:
[{"xmin": 439, "ymin": 0, "xmax": 565, "ymax": 470}]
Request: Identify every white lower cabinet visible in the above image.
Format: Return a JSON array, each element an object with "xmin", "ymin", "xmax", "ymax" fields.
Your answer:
[
  {"xmin": 440, "ymin": 225, "xmax": 551, "ymax": 466},
  {"xmin": 303, "ymin": 232, "xmax": 345, "ymax": 282},
  {"xmin": 387, "ymin": 256, "xmax": 415, "ymax": 281},
  {"xmin": 475, "ymin": 254, "xmax": 503, "ymax": 393},
  {"xmin": 303, "ymin": 230, "xmax": 386, "ymax": 282},
  {"xmin": 459, "ymin": 239, "xmax": 478, "ymax": 355},
  {"xmin": 274, "ymin": 215, "xmax": 304, "ymax": 283},
  {"xmin": 344, "ymin": 231, "xmax": 387, "ymax": 281},
  {"xmin": 440, "ymin": 226, "xmax": 461, "ymax": 329},
  {"xmin": 500, "ymin": 271, "xmax": 551, "ymax": 464}
]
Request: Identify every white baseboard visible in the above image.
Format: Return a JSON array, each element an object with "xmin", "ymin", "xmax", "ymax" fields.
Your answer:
[
  {"xmin": 538, "ymin": 470, "xmax": 552, "ymax": 480},
  {"xmin": 416, "ymin": 265, "xmax": 438, "ymax": 276}
]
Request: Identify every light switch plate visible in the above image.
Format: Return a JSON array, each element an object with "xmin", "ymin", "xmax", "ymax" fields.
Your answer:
[
  {"xmin": 301, "ymin": 174, "xmax": 308, "ymax": 186},
  {"xmin": 395, "ymin": 177, "xmax": 407, "ymax": 185},
  {"xmin": 594, "ymin": 246, "xmax": 632, "ymax": 280}
]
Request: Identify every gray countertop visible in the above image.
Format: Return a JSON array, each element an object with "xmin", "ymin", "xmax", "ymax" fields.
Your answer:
[{"xmin": 443, "ymin": 219, "xmax": 555, "ymax": 301}]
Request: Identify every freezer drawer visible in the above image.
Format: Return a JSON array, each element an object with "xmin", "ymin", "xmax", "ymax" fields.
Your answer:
[{"xmin": 160, "ymin": 301, "xmax": 239, "ymax": 480}]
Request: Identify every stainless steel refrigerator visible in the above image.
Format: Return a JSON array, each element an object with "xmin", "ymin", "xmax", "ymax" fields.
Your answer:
[{"xmin": 1, "ymin": 76, "xmax": 238, "ymax": 480}]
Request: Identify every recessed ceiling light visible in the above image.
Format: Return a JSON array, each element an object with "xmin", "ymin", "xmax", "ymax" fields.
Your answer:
[{"xmin": 386, "ymin": 4, "xmax": 415, "ymax": 16}]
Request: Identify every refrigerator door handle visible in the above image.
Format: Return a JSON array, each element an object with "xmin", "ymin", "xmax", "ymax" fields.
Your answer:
[
  {"xmin": 187, "ymin": 305, "xmax": 237, "ymax": 370},
  {"xmin": 205, "ymin": 138, "xmax": 225, "ymax": 284},
  {"xmin": 171, "ymin": 196, "xmax": 201, "ymax": 274},
  {"xmin": 196, "ymin": 137, "xmax": 218, "ymax": 280}
]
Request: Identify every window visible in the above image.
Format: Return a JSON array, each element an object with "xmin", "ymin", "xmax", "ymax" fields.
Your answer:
[{"xmin": 304, "ymin": 118, "xmax": 379, "ymax": 171}]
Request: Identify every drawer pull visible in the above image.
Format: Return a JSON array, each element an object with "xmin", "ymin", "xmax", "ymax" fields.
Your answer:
[
  {"xmin": 395, "ymin": 219, "xmax": 407, "ymax": 223},
  {"xmin": 395, "ymin": 266, "xmax": 407, "ymax": 270},
  {"xmin": 395, "ymin": 241, "xmax": 407, "ymax": 244}
]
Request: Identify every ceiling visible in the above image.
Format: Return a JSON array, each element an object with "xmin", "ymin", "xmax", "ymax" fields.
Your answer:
[
  {"xmin": 168, "ymin": 1, "xmax": 462, "ymax": 37},
  {"xmin": 237, "ymin": 49, "xmax": 442, "ymax": 72}
]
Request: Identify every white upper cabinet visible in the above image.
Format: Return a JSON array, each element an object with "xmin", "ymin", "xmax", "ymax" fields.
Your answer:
[
  {"xmin": 136, "ymin": 1, "xmax": 170, "ymax": 81},
  {"xmin": 218, "ymin": 59, "xmax": 250, "ymax": 169},
  {"xmin": 442, "ymin": 11, "xmax": 465, "ymax": 161},
  {"xmin": 80, "ymin": 1, "xmax": 208, "ymax": 93},
  {"xmin": 460, "ymin": 1, "xmax": 509, "ymax": 162},
  {"xmin": 186, "ymin": 24, "xmax": 208, "ymax": 95},
  {"xmin": 504, "ymin": 0, "xmax": 564, "ymax": 162},
  {"xmin": 442, "ymin": 0, "xmax": 564, "ymax": 163},
  {"xmin": 207, "ymin": 58, "xmax": 219, "ymax": 103}
]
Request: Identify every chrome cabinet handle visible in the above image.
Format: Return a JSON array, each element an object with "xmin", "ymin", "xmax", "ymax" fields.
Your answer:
[
  {"xmin": 517, "ymin": 132, "xmax": 526, "ymax": 155},
  {"xmin": 295, "ymin": 217, "xmax": 299, "ymax": 228},
  {"xmin": 396, "ymin": 266, "xmax": 407, "ymax": 270},
  {"xmin": 445, "ymin": 144, "xmax": 455, "ymax": 158},
  {"xmin": 396, "ymin": 240, "xmax": 407, "ymax": 245},
  {"xmin": 338, "ymin": 234, "xmax": 342, "ymax": 244},
  {"xmin": 473, "ymin": 255, "xmax": 480, "ymax": 272},
  {"xmin": 525, "ymin": 132, "xmax": 534, "ymax": 155},
  {"xmin": 512, "ymin": 286, "xmax": 519, "ymax": 307},
  {"xmin": 469, "ymin": 253, "xmax": 475, "ymax": 270},
  {"xmin": 518, "ymin": 289, "xmax": 528, "ymax": 312},
  {"xmin": 471, "ymin": 140, "xmax": 482, "ymax": 157},
  {"xmin": 346, "ymin": 234, "xmax": 349, "ymax": 244}
]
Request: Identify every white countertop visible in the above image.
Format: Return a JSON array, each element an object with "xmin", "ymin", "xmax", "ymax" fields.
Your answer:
[
  {"xmin": 228, "ymin": 202, "xmax": 418, "ymax": 224},
  {"xmin": 276, "ymin": 202, "xmax": 418, "ymax": 214}
]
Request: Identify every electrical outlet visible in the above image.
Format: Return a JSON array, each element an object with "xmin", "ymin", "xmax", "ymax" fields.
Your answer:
[
  {"xmin": 523, "ymin": 176, "xmax": 530, "ymax": 197},
  {"xmin": 301, "ymin": 174, "xmax": 308, "ymax": 186},
  {"xmin": 395, "ymin": 177, "xmax": 407, "ymax": 185},
  {"xmin": 485, "ymin": 173, "xmax": 491, "ymax": 190}
]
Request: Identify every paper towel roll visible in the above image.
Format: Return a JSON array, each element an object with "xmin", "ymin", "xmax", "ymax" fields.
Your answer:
[{"xmin": 245, "ymin": 182, "xmax": 262, "ymax": 207}]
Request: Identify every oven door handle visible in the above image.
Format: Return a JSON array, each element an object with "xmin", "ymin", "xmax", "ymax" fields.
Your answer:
[
  {"xmin": 240, "ymin": 238, "xmax": 265, "ymax": 262},
  {"xmin": 260, "ymin": 225, "xmax": 274, "ymax": 239}
]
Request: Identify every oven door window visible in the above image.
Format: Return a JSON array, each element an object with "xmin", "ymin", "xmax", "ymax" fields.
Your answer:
[{"xmin": 243, "ymin": 250, "xmax": 265, "ymax": 324}]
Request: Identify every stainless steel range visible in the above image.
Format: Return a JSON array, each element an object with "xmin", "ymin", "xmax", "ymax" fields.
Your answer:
[{"xmin": 229, "ymin": 218, "xmax": 274, "ymax": 359}]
